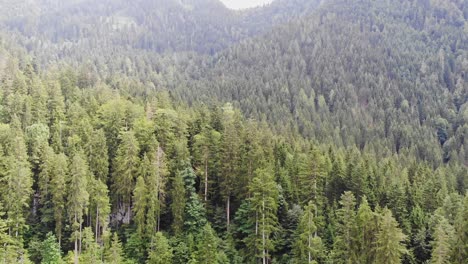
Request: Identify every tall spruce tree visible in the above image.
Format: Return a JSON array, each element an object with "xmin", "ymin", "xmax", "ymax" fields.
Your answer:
[
  {"xmin": 375, "ymin": 208, "xmax": 407, "ymax": 264},
  {"xmin": 430, "ymin": 217, "xmax": 454, "ymax": 264},
  {"xmin": 112, "ymin": 130, "xmax": 139, "ymax": 224},
  {"xmin": 332, "ymin": 191, "xmax": 357, "ymax": 264},
  {"xmin": 293, "ymin": 201, "xmax": 324, "ymax": 264},
  {"xmin": 249, "ymin": 168, "xmax": 279, "ymax": 264},
  {"xmin": 147, "ymin": 232, "xmax": 173, "ymax": 264},
  {"xmin": 67, "ymin": 151, "xmax": 90, "ymax": 264}
]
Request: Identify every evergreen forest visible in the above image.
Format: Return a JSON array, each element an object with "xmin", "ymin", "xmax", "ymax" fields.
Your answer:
[{"xmin": 0, "ymin": 0, "xmax": 466, "ymax": 263}]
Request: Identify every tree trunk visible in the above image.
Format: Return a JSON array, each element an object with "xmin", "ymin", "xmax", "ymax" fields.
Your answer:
[
  {"xmin": 79, "ymin": 221, "xmax": 82, "ymax": 254},
  {"xmin": 74, "ymin": 212, "xmax": 78, "ymax": 264},
  {"xmin": 204, "ymin": 158, "xmax": 208, "ymax": 202},
  {"xmin": 226, "ymin": 196, "xmax": 230, "ymax": 227},
  {"xmin": 308, "ymin": 211, "xmax": 312, "ymax": 263},
  {"xmin": 95, "ymin": 207, "xmax": 99, "ymax": 242},
  {"xmin": 262, "ymin": 198, "xmax": 266, "ymax": 264}
]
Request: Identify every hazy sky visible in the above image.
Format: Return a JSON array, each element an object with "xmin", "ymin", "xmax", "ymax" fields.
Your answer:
[{"xmin": 220, "ymin": 0, "xmax": 274, "ymax": 10}]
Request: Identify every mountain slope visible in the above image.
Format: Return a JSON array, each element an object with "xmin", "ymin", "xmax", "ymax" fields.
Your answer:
[
  {"xmin": 167, "ymin": 0, "xmax": 467, "ymax": 165},
  {"xmin": 0, "ymin": 0, "xmax": 322, "ymax": 55}
]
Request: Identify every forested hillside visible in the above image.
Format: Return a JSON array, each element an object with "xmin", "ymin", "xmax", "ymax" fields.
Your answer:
[{"xmin": 0, "ymin": 0, "xmax": 467, "ymax": 263}]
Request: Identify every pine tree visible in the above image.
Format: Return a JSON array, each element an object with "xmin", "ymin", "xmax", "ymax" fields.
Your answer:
[
  {"xmin": 193, "ymin": 126, "xmax": 221, "ymax": 203},
  {"xmin": 25, "ymin": 123, "xmax": 49, "ymax": 171},
  {"xmin": 51, "ymin": 152, "xmax": 68, "ymax": 245},
  {"xmin": 147, "ymin": 232, "xmax": 173, "ymax": 264},
  {"xmin": 67, "ymin": 151, "xmax": 90, "ymax": 264},
  {"xmin": 145, "ymin": 138, "xmax": 168, "ymax": 235},
  {"xmin": 293, "ymin": 201, "xmax": 324, "ymax": 264},
  {"xmin": 332, "ymin": 191, "xmax": 357, "ymax": 264},
  {"xmin": 430, "ymin": 217, "xmax": 454, "ymax": 264},
  {"xmin": 80, "ymin": 227, "xmax": 102, "ymax": 264},
  {"xmin": 46, "ymin": 80, "xmax": 65, "ymax": 152},
  {"xmin": 297, "ymin": 147, "xmax": 327, "ymax": 207},
  {"xmin": 220, "ymin": 104, "xmax": 242, "ymax": 227},
  {"xmin": 355, "ymin": 196, "xmax": 377, "ymax": 263},
  {"xmin": 193, "ymin": 224, "xmax": 220, "ymax": 264},
  {"xmin": 0, "ymin": 201, "xmax": 19, "ymax": 263},
  {"xmin": 87, "ymin": 129, "xmax": 109, "ymax": 182},
  {"xmin": 105, "ymin": 233, "xmax": 124, "ymax": 264},
  {"xmin": 3, "ymin": 132, "xmax": 33, "ymax": 237},
  {"xmin": 171, "ymin": 171, "xmax": 186, "ymax": 235},
  {"xmin": 452, "ymin": 194, "xmax": 468, "ymax": 263},
  {"xmin": 90, "ymin": 179, "xmax": 110, "ymax": 244},
  {"xmin": 183, "ymin": 167, "xmax": 207, "ymax": 235},
  {"xmin": 112, "ymin": 130, "xmax": 139, "ymax": 224},
  {"xmin": 38, "ymin": 146, "xmax": 56, "ymax": 228},
  {"xmin": 249, "ymin": 168, "xmax": 279, "ymax": 264},
  {"xmin": 375, "ymin": 208, "xmax": 407, "ymax": 264},
  {"xmin": 133, "ymin": 175, "xmax": 148, "ymax": 236}
]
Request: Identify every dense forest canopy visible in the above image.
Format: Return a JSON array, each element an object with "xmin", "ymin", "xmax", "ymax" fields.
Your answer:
[{"xmin": 0, "ymin": 0, "xmax": 466, "ymax": 263}]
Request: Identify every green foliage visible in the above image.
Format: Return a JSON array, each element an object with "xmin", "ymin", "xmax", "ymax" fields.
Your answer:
[
  {"xmin": 331, "ymin": 191, "xmax": 357, "ymax": 263},
  {"xmin": 430, "ymin": 217, "xmax": 454, "ymax": 264},
  {"xmin": 147, "ymin": 232, "xmax": 173, "ymax": 264},
  {"xmin": 293, "ymin": 201, "xmax": 324, "ymax": 264},
  {"xmin": 171, "ymin": 171, "xmax": 186, "ymax": 236},
  {"xmin": 105, "ymin": 233, "xmax": 124, "ymax": 264},
  {"xmin": 112, "ymin": 130, "xmax": 140, "ymax": 210},
  {"xmin": 41, "ymin": 232, "xmax": 62, "ymax": 264},
  {"xmin": 375, "ymin": 208, "xmax": 408, "ymax": 264},
  {"xmin": 0, "ymin": 1, "xmax": 465, "ymax": 263},
  {"xmin": 249, "ymin": 168, "xmax": 279, "ymax": 263},
  {"xmin": 80, "ymin": 227, "xmax": 102, "ymax": 264},
  {"xmin": 192, "ymin": 224, "xmax": 220, "ymax": 264}
]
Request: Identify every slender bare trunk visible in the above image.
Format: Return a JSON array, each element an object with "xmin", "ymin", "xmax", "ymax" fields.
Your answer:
[
  {"xmin": 308, "ymin": 211, "xmax": 312, "ymax": 263},
  {"xmin": 204, "ymin": 158, "xmax": 208, "ymax": 202},
  {"xmin": 262, "ymin": 198, "xmax": 266, "ymax": 264},
  {"xmin": 79, "ymin": 222, "xmax": 82, "ymax": 254},
  {"xmin": 226, "ymin": 196, "xmax": 230, "ymax": 227},
  {"xmin": 74, "ymin": 212, "xmax": 78, "ymax": 264},
  {"xmin": 95, "ymin": 207, "xmax": 99, "ymax": 242}
]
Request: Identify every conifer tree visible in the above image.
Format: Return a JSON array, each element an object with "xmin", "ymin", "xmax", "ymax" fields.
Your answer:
[
  {"xmin": 80, "ymin": 227, "xmax": 102, "ymax": 264},
  {"xmin": 452, "ymin": 194, "xmax": 468, "ymax": 263},
  {"xmin": 220, "ymin": 104, "xmax": 242, "ymax": 227},
  {"xmin": 293, "ymin": 201, "xmax": 324, "ymax": 264},
  {"xmin": 297, "ymin": 147, "xmax": 327, "ymax": 207},
  {"xmin": 183, "ymin": 167, "xmax": 207, "ymax": 234},
  {"xmin": 375, "ymin": 208, "xmax": 407, "ymax": 264},
  {"xmin": 332, "ymin": 191, "xmax": 357, "ymax": 263},
  {"xmin": 146, "ymin": 138, "xmax": 168, "ymax": 234},
  {"xmin": 51, "ymin": 152, "xmax": 68, "ymax": 245},
  {"xmin": 3, "ymin": 132, "xmax": 33, "ymax": 237},
  {"xmin": 87, "ymin": 129, "xmax": 109, "ymax": 182},
  {"xmin": 171, "ymin": 171, "xmax": 186, "ymax": 235},
  {"xmin": 147, "ymin": 232, "xmax": 173, "ymax": 264},
  {"xmin": 40, "ymin": 232, "xmax": 62, "ymax": 264},
  {"xmin": 0, "ymin": 201, "xmax": 19, "ymax": 263},
  {"xmin": 67, "ymin": 151, "xmax": 90, "ymax": 264},
  {"xmin": 112, "ymin": 130, "xmax": 139, "ymax": 223},
  {"xmin": 38, "ymin": 146, "xmax": 56, "ymax": 228},
  {"xmin": 193, "ymin": 224, "xmax": 220, "ymax": 264},
  {"xmin": 193, "ymin": 126, "xmax": 221, "ymax": 203},
  {"xmin": 105, "ymin": 233, "xmax": 124, "ymax": 264},
  {"xmin": 430, "ymin": 217, "xmax": 454, "ymax": 264},
  {"xmin": 90, "ymin": 179, "xmax": 110, "ymax": 243},
  {"xmin": 133, "ymin": 175, "xmax": 148, "ymax": 236},
  {"xmin": 249, "ymin": 168, "xmax": 279, "ymax": 264},
  {"xmin": 355, "ymin": 196, "xmax": 377, "ymax": 263}
]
